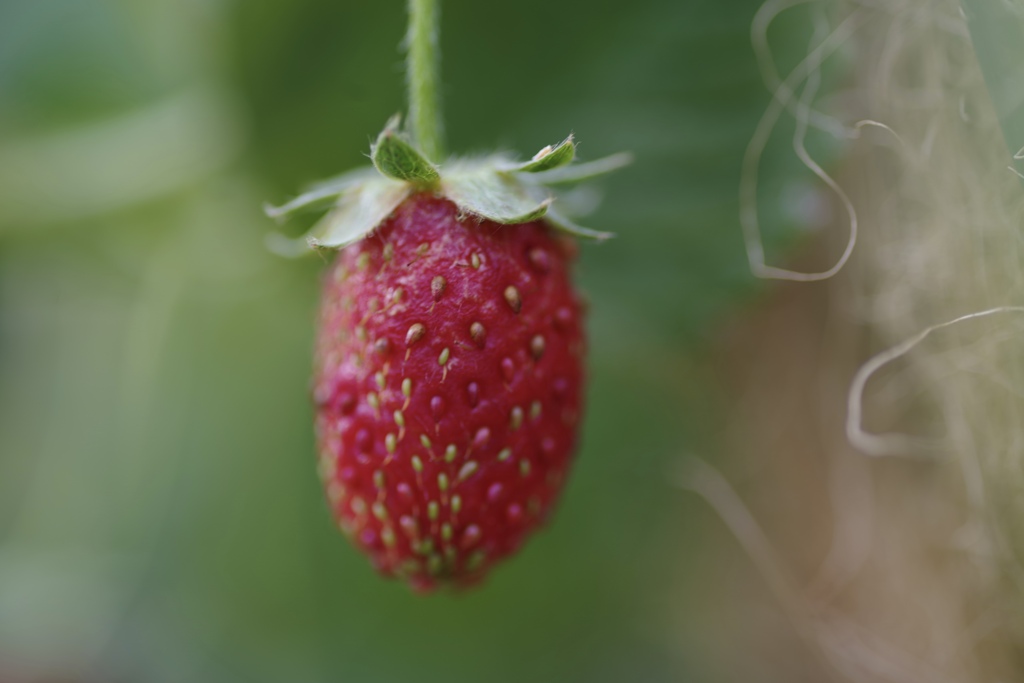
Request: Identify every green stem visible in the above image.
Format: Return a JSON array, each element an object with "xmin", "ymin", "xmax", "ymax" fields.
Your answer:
[{"xmin": 406, "ymin": 0, "xmax": 444, "ymax": 161}]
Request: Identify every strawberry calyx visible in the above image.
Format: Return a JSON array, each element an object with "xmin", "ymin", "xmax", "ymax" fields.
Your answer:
[{"xmin": 265, "ymin": 114, "xmax": 631, "ymax": 254}]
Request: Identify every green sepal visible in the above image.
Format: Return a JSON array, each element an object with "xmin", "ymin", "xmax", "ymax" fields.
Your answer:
[
  {"xmin": 266, "ymin": 134, "xmax": 628, "ymax": 254},
  {"xmin": 306, "ymin": 178, "xmax": 411, "ymax": 249},
  {"xmin": 264, "ymin": 167, "xmax": 379, "ymax": 221},
  {"xmin": 442, "ymin": 160, "xmax": 552, "ymax": 223},
  {"xmin": 510, "ymin": 135, "xmax": 575, "ymax": 173},
  {"xmin": 265, "ymin": 232, "xmax": 314, "ymax": 259},
  {"xmin": 544, "ymin": 205, "xmax": 615, "ymax": 242},
  {"xmin": 371, "ymin": 116, "xmax": 440, "ymax": 185},
  {"xmin": 527, "ymin": 151, "xmax": 633, "ymax": 185}
]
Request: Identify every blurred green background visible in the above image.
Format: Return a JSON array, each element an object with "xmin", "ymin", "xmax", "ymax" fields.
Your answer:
[{"xmin": 0, "ymin": 1, "xmax": 819, "ymax": 681}]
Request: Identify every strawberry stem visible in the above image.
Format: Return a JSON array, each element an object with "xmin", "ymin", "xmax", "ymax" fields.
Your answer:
[{"xmin": 406, "ymin": 0, "xmax": 445, "ymax": 162}]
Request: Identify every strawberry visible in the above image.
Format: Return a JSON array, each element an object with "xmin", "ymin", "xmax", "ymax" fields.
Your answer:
[
  {"xmin": 312, "ymin": 192, "xmax": 584, "ymax": 589},
  {"xmin": 266, "ymin": 0, "xmax": 627, "ymax": 589}
]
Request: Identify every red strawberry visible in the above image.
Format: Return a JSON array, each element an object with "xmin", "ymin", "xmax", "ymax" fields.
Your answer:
[
  {"xmin": 267, "ymin": 0, "xmax": 627, "ymax": 591},
  {"xmin": 312, "ymin": 192, "xmax": 585, "ymax": 590}
]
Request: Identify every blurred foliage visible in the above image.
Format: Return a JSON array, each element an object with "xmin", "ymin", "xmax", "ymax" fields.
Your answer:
[
  {"xmin": 961, "ymin": 0, "xmax": 1024, "ymax": 179},
  {"xmin": 0, "ymin": 0, "xmax": 822, "ymax": 681}
]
